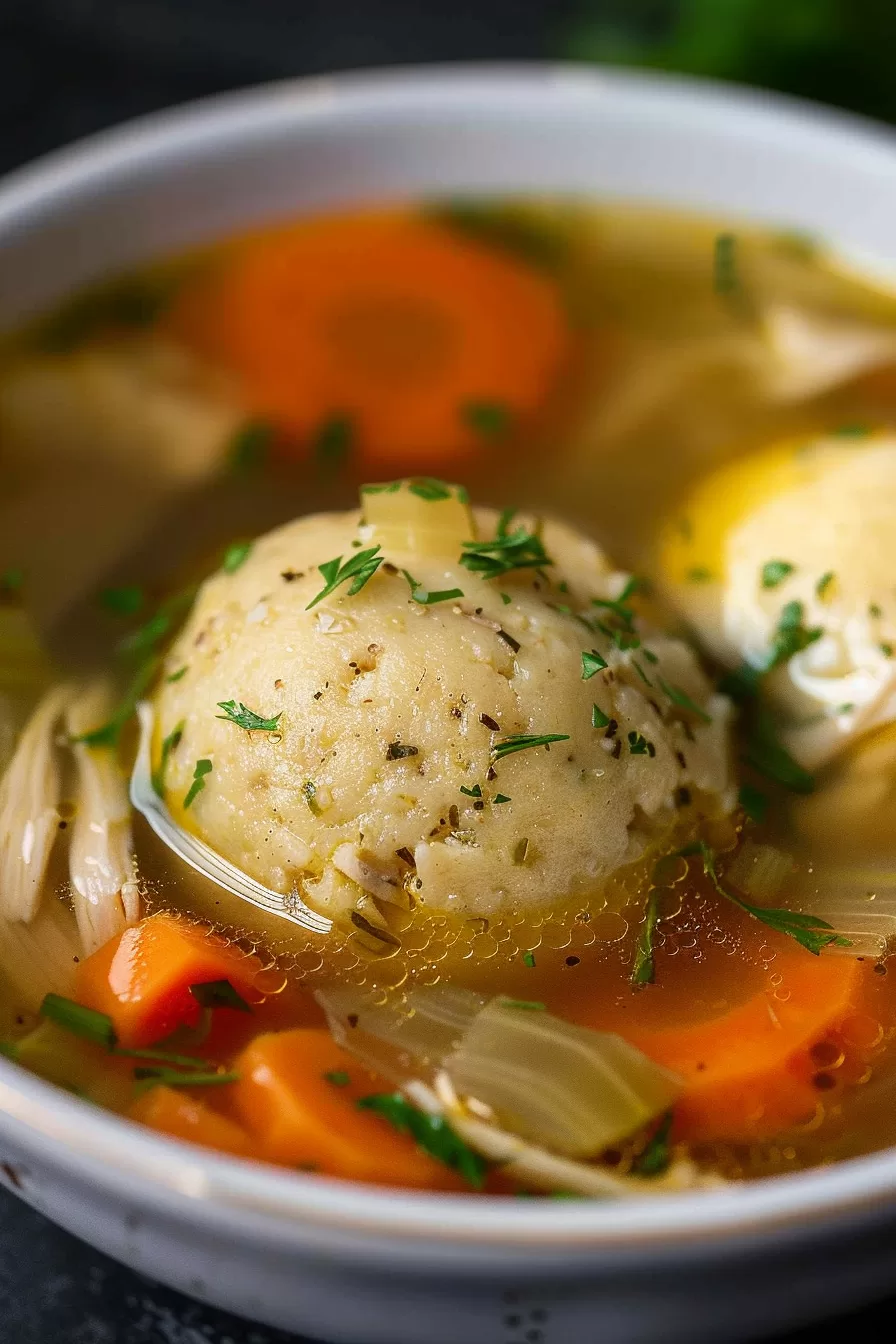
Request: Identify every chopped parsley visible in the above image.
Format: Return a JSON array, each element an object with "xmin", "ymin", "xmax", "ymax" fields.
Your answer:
[
  {"xmin": 361, "ymin": 481, "xmax": 401, "ymax": 495},
  {"xmin": 216, "ymin": 700, "xmax": 282, "ymax": 732},
  {"xmin": 591, "ymin": 703, "xmax": 611, "ymax": 729},
  {"xmin": 189, "ymin": 980, "xmax": 251, "ymax": 1013},
  {"xmin": 816, "ymin": 571, "xmax": 836, "ymax": 600},
  {"xmin": 494, "ymin": 793, "xmax": 511, "ymax": 804},
  {"xmin": 306, "ymin": 545, "xmax": 383, "ymax": 609},
  {"xmin": 222, "ymin": 540, "xmax": 253, "ymax": 575},
  {"xmin": 0, "ymin": 566, "xmax": 24, "ymax": 597},
  {"xmin": 657, "ymin": 677, "xmax": 711, "ymax": 724},
  {"xmin": 686, "ymin": 566, "xmax": 714, "ymax": 583},
  {"xmin": 713, "ymin": 232, "xmax": 739, "ymax": 295},
  {"xmin": 500, "ymin": 592, "xmax": 512, "ymax": 605},
  {"xmin": 491, "ymin": 733, "xmax": 570, "ymax": 762},
  {"xmin": 738, "ymin": 782, "xmax": 769, "ymax": 825},
  {"xmin": 581, "ymin": 649, "xmax": 608, "ymax": 680},
  {"xmin": 99, "ymin": 585, "xmax": 145, "ymax": 616},
  {"xmin": 227, "ymin": 420, "xmax": 274, "ymax": 473},
  {"xmin": 460, "ymin": 784, "xmax": 483, "ymax": 798},
  {"xmin": 460, "ymin": 521, "xmax": 552, "ymax": 581},
  {"xmin": 522, "ymin": 950, "xmax": 536, "ymax": 968},
  {"xmin": 134, "ymin": 1067, "xmax": 239, "ymax": 1091},
  {"xmin": 324, "ymin": 1070, "xmax": 351, "ymax": 1087},
  {"xmin": 764, "ymin": 600, "xmax": 823, "ymax": 673},
  {"xmin": 462, "ymin": 400, "xmax": 512, "ymax": 439},
  {"xmin": 633, "ymin": 1111, "xmax": 673, "ymax": 1176},
  {"xmin": 881, "ymin": 643, "xmax": 894, "ymax": 658},
  {"xmin": 40, "ymin": 993, "xmax": 117, "ymax": 1049},
  {"xmin": 152, "ymin": 718, "xmax": 184, "ymax": 797},
  {"xmin": 871, "ymin": 602, "xmax": 884, "ymax": 619},
  {"xmin": 631, "ymin": 888, "xmax": 662, "ymax": 986},
  {"xmin": 678, "ymin": 841, "xmax": 849, "ymax": 955},
  {"xmin": 500, "ymin": 999, "xmax": 545, "ymax": 1011},
  {"xmin": 313, "ymin": 412, "xmax": 354, "ymax": 469},
  {"xmin": 183, "ymin": 758, "xmax": 213, "ymax": 809},
  {"xmin": 743, "ymin": 710, "xmax": 814, "ymax": 794},
  {"xmin": 761, "ymin": 559, "xmax": 795, "ymax": 589},
  {"xmin": 357, "ymin": 1093, "xmax": 487, "ymax": 1188},
  {"xmin": 117, "ymin": 586, "xmax": 197, "ymax": 661},
  {"xmin": 400, "ymin": 569, "xmax": 464, "ymax": 606},
  {"xmin": 627, "ymin": 731, "xmax": 655, "ymax": 757},
  {"xmin": 166, "ymin": 665, "xmax": 188, "ymax": 683},
  {"xmin": 407, "ymin": 478, "xmax": 456, "ymax": 502},
  {"xmin": 72, "ymin": 656, "xmax": 160, "ymax": 749},
  {"xmin": 631, "ymin": 658, "xmax": 653, "ymax": 687},
  {"xmin": 833, "ymin": 422, "xmax": 871, "ymax": 438}
]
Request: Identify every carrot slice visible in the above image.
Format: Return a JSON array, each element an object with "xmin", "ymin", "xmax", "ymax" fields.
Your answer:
[
  {"xmin": 233, "ymin": 1027, "xmax": 467, "ymax": 1190},
  {"xmin": 623, "ymin": 951, "xmax": 867, "ymax": 1142},
  {"xmin": 170, "ymin": 211, "xmax": 569, "ymax": 470},
  {"xmin": 130, "ymin": 1085, "xmax": 253, "ymax": 1158},
  {"xmin": 75, "ymin": 912, "xmax": 268, "ymax": 1048}
]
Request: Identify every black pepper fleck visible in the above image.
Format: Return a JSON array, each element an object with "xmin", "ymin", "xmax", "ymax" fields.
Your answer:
[{"xmin": 480, "ymin": 713, "xmax": 500, "ymax": 731}]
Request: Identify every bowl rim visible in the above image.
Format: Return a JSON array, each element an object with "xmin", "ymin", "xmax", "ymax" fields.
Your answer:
[{"xmin": 2, "ymin": 61, "xmax": 896, "ymax": 1256}]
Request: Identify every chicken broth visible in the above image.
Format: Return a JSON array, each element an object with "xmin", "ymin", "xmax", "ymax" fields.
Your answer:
[{"xmin": 2, "ymin": 199, "xmax": 896, "ymax": 1196}]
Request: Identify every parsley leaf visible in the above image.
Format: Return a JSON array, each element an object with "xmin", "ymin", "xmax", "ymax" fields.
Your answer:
[
  {"xmin": 216, "ymin": 700, "xmax": 282, "ymax": 732},
  {"xmin": 816, "ymin": 571, "xmax": 836, "ymax": 600},
  {"xmin": 633, "ymin": 1111, "xmax": 673, "ymax": 1176},
  {"xmin": 73, "ymin": 656, "xmax": 160, "ymax": 749},
  {"xmin": 324, "ymin": 1070, "xmax": 351, "ymax": 1087},
  {"xmin": 462, "ymin": 400, "xmax": 512, "ymax": 439},
  {"xmin": 184, "ymin": 758, "xmax": 213, "ymax": 809},
  {"xmin": 714, "ymin": 232, "xmax": 739, "ymax": 295},
  {"xmin": 761, "ymin": 560, "xmax": 795, "ymax": 589},
  {"xmin": 631, "ymin": 888, "xmax": 662, "ymax": 986},
  {"xmin": 227, "ymin": 420, "xmax": 274, "ymax": 474},
  {"xmin": 189, "ymin": 979, "xmax": 251, "ymax": 1013},
  {"xmin": 460, "ymin": 522, "xmax": 552, "ymax": 581},
  {"xmin": 765, "ymin": 600, "xmax": 823, "ymax": 672},
  {"xmin": 738, "ymin": 782, "xmax": 769, "ymax": 825},
  {"xmin": 407, "ymin": 478, "xmax": 454, "ymax": 501},
  {"xmin": 581, "ymin": 649, "xmax": 608, "ymax": 680},
  {"xmin": 99, "ymin": 585, "xmax": 144, "ymax": 616},
  {"xmin": 400, "ymin": 569, "xmax": 464, "ymax": 606},
  {"xmin": 41, "ymin": 993, "xmax": 117, "ymax": 1049},
  {"xmin": 657, "ymin": 677, "xmax": 711, "ymax": 724},
  {"xmin": 743, "ymin": 710, "xmax": 814, "ymax": 794},
  {"xmin": 679, "ymin": 841, "xmax": 848, "ymax": 955},
  {"xmin": 491, "ymin": 733, "xmax": 570, "ymax": 762},
  {"xmin": 357, "ymin": 1093, "xmax": 487, "ymax": 1188},
  {"xmin": 134, "ymin": 1067, "xmax": 239, "ymax": 1091},
  {"xmin": 522, "ymin": 950, "xmax": 536, "ymax": 967},
  {"xmin": 591, "ymin": 703, "xmax": 611, "ymax": 729},
  {"xmin": 152, "ymin": 718, "xmax": 185, "ymax": 797},
  {"xmin": 222, "ymin": 541, "xmax": 253, "ymax": 575},
  {"xmin": 313, "ymin": 412, "xmax": 353, "ymax": 469},
  {"xmin": 306, "ymin": 546, "xmax": 383, "ymax": 609}
]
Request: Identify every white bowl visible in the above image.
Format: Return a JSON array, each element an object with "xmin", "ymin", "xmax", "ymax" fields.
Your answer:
[{"xmin": 2, "ymin": 65, "xmax": 896, "ymax": 1344}]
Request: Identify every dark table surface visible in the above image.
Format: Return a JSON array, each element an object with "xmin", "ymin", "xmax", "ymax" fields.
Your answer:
[{"xmin": 0, "ymin": 2, "xmax": 895, "ymax": 1339}]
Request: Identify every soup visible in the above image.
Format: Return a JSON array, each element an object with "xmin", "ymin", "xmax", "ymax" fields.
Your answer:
[{"xmin": 2, "ymin": 199, "xmax": 896, "ymax": 1196}]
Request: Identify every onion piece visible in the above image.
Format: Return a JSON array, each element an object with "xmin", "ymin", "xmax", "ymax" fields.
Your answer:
[
  {"xmin": 318, "ymin": 985, "xmax": 681, "ymax": 1159},
  {"xmin": 407, "ymin": 1076, "xmax": 722, "ymax": 1200},
  {"xmin": 446, "ymin": 998, "xmax": 681, "ymax": 1158},
  {"xmin": 361, "ymin": 479, "xmax": 474, "ymax": 556},
  {"xmin": 66, "ymin": 680, "xmax": 140, "ymax": 952},
  {"xmin": 0, "ymin": 682, "xmax": 74, "ymax": 922},
  {"xmin": 727, "ymin": 842, "xmax": 795, "ymax": 904}
]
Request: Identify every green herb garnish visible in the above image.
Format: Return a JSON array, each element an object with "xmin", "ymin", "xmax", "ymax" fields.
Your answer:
[
  {"xmin": 743, "ymin": 711, "xmax": 814, "ymax": 794},
  {"xmin": 679, "ymin": 840, "xmax": 848, "ymax": 955},
  {"xmin": 189, "ymin": 980, "xmax": 251, "ymax": 1013},
  {"xmin": 627, "ymin": 731, "xmax": 655, "ymax": 757},
  {"xmin": 494, "ymin": 793, "xmax": 512, "ymax": 804},
  {"xmin": 360, "ymin": 481, "xmax": 401, "ymax": 495},
  {"xmin": 228, "ymin": 420, "xmax": 275, "ymax": 473},
  {"xmin": 686, "ymin": 566, "xmax": 714, "ymax": 583},
  {"xmin": 134, "ymin": 1067, "xmax": 239, "ymax": 1090},
  {"xmin": 581, "ymin": 649, "xmax": 608, "ymax": 680},
  {"xmin": 73, "ymin": 655, "xmax": 160, "ymax": 749},
  {"xmin": 522, "ymin": 951, "xmax": 536, "ymax": 968},
  {"xmin": 631, "ymin": 889, "xmax": 662, "ymax": 986},
  {"xmin": 658, "ymin": 678, "xmax": 711, "ymax": 724},
  {"xmin": 881, "ymin": 643, "xmax": 894, "ymax": 659},
  {"xmin": 400, "ymin": 569, "xmax": 464, "ymax": 606},
  {"xmin": 491, "ymin": 733, "xmax": 570, "ymax": 762},
  {"xmin": 462, "ymin": 400, "xmax": 512, "ymax": 439},
  {"xmin": 184, "ymin": 758, "xmax": 213, "ymax": 809},
  {"xmin": 591, "ymin": 703, "xmax": 611, "ymax": 729},
  {"xmin": 460, "ymin": 784, "xmax": 483, "ymax": 798},
  {"xmin": 0, "ymin": 567, "xmax": 24, "ymax": 597},
  {"xmin": 460, "ymin": 522, "xmax": 552, "ymax": 581},
  {"xmin": 222, "ymin": 541, "xmax": 253, "ymax": 575},
  {"xmin": 306, "ymin": 546, "xmax": 383, "ymax": 609},
  {"xmin": 407, "ymin": 478, "xmax": 454, "ymax": 501},
  {"xmin": 216, "ymin": 700, "xmax": 282, "ymax": 733},
  {"xmin": 714, "ymin": 232, "xmax": 739, "ymax": 295},
  {"xmin": 816, "ymin": 571, "xmax": 836, "ymax": 600},
  {"xmin": 40, "ymin": 994, "xmax": 117, "ymax": 1049},
  {"xmin": 633, "ymin": 1111, "xmax": 673, "ymax": 1176},
  {"xmin": 357, "ymin": 1093, "xmax": 488, "ymax": 1188},
  {"xmin": 499, "ymin": 999, "xmax": 545, "ymax": 1011},
  {"xmin": 152, "ymin": 718, "xmax": 184, "ymax": 797},
  {"xmin": 313, "ymin": 413, "xmax": 354, "ymax": 469},
  {"xmin": 99, "ymin": 585, "xmax": 145, "ymax": 616},
  {"xmin": 764, "ymin": 600, "xmax": 823, "ymax": 673},
  {"xmin": 166, "ymin": 666, "xmax": 188, "ymax": 683},
  {"xmin": 324, "ymin": 1070, "xmax": 351, "ymax": 1087},
  {"xmin": 833, "ymin": 423, "xmax": 871, "ymax": 438},
  {"xmin": 117, "ymin": 586, "xmax": 197, "ymax": 661},
  {"xmin": 761, "ymin": 560, "xmax": 795, "ymax": 589},
  {"xmin": 738, "ymin": 782, "xmax": 769, "ymax": 824}
]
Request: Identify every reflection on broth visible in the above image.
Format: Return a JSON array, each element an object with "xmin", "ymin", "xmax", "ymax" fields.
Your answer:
[{"xmin": 2, "ymin": 199, "xmax": 896, "ymax": 1197}]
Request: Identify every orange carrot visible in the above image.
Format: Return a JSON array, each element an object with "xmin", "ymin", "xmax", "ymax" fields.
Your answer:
[
  {"xmin": 574, "ymin": 947, "xmax": 868, "ymax": 1143},
  {"xmin": 75, "ymin": 912, "xmax": 268, "ymax": 1049},
  {"xmin": 170, "ymin": 211, "xmax": 569, "ymax": 471},
  {"xmin": 130, "ymin": 1085, "xmax": 253, "ymax": 1158},
  {"xmin": 233, "ymin": 1027, "xmax": 468, "ymax": 1190}
]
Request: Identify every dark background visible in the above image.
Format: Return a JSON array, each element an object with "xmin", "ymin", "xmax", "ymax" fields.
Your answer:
[{"xmin": 1, "ymin": 1, "xmax": 895, "ymax": 1340}]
